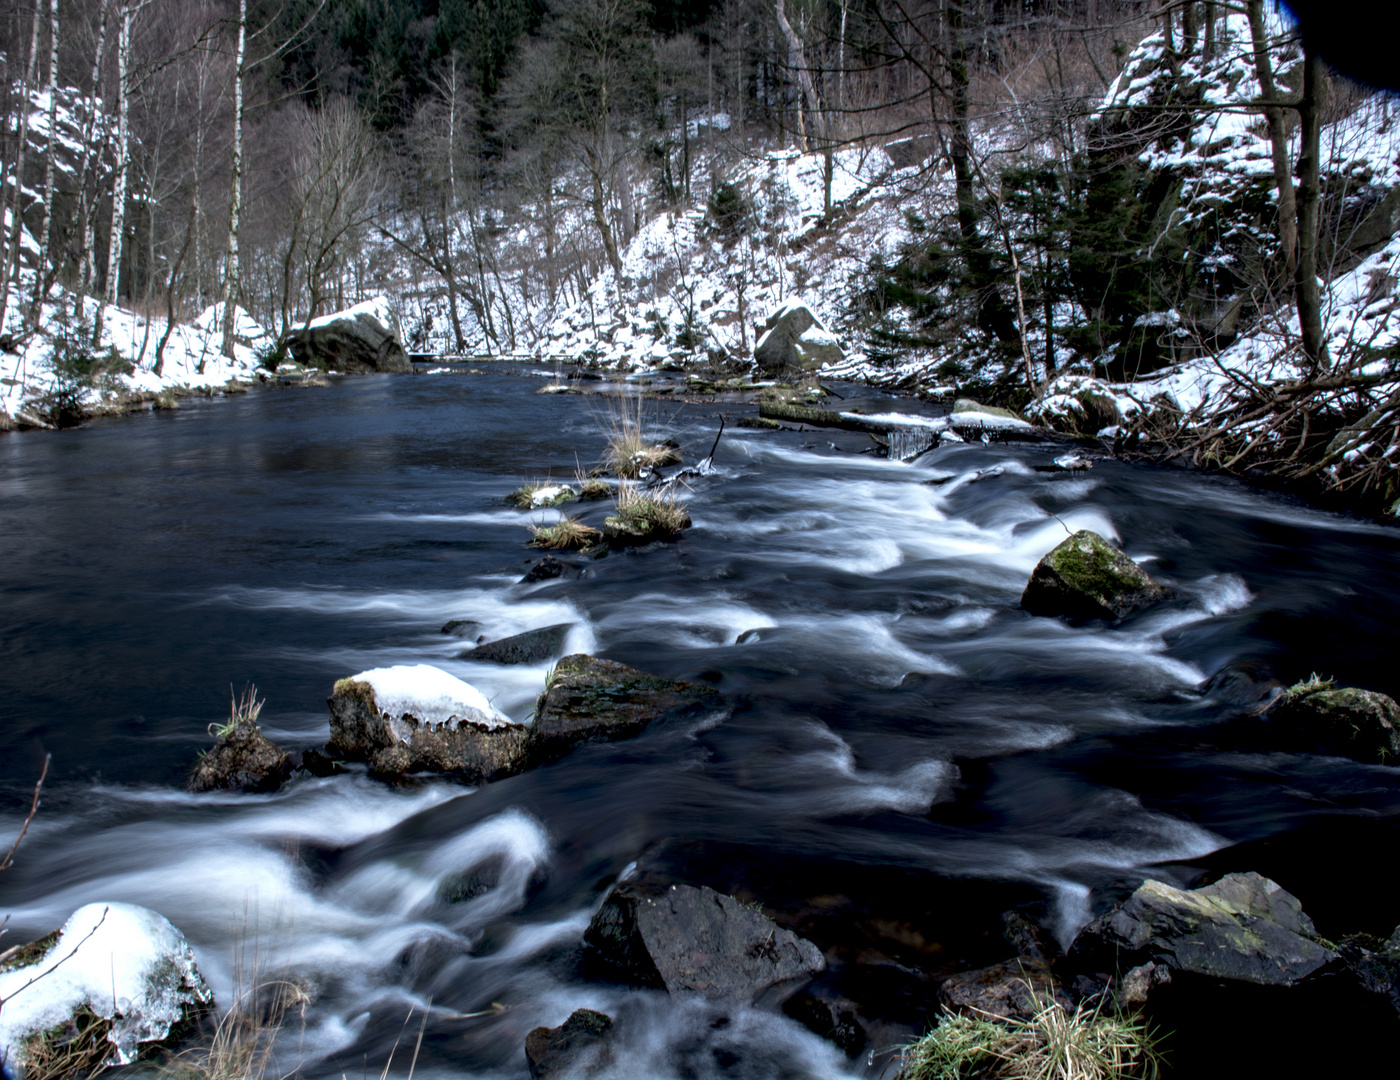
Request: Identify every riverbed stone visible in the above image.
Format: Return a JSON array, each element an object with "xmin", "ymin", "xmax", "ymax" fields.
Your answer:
[
  {"xmin": 1021, "ymin": 529, "xmax": 1172, "ymax": 620},
  {"xmin": 0, "ymin": 903, "xmax": 213, "ymax": 1078},
  {"xmin": 441, "ymin": 618, "xmax": 484, "ymax": 639},
  {"xmin": 459, "ymin": 623, "xmax": 573, "ymax": 665},
  {"xmin": 1264, "ymin": 682, "xmax": 1400, "ymax": 764},
  {"xmin": 524, "ymin": 1008, "xmax": 614, "ymax": 1078},
  {"xmin": 187, "ymin": 718, "xmax": 291, "ymax": 793},
  {"xmin": 584, "ymin": 882, "xmax": 825, "ymax": 1000},
  {"xmin": 938, "ymin": 956, "xmax": 1071, "ymax": 1021},
  {"xmin": 1070, "ymin": 872, "xmax": 1337, "ymax": 987},
  {"xmin": 284, "ymin": 297, "xmax": 411, "ymax": 373},
  {"xmin": 527, "ymin": 654, "xmax": 721, "ymax": 765},
  {"xmin": 521, "ymin": 556, "xmax": 567, "ymax": 583},
  {"xmin": 782, "ymin": 989, "xmax": 866, "ymax": 1057},
  {"xmin": 1345, "ymin": 926, "xmax": 1400, "ymax": 1017},
  {"xmin": 326, "ymin": 674, "xmax": 528, "ymax": 781}
]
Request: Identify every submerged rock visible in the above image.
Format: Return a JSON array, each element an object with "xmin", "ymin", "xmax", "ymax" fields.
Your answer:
[
  {"xmin": 753, "ymin": 300, "xmax": 844, "ymax": 378},
  {"xmin": 527, "ymin": 654, "xmax": 721, "ymax": 765},
  {"xmin": 938, "ymin": 956, "xmax": 1070, "ymax": 1021},
  {"xmin": 441, "ymin": 618, "xmax": 484, "ymax": 639},
  {"xmin": 521, "ymin": 556, "xmax": 567, "ymax": 583},
  {"xmin": 187, "ymin": 717, "xmax": 290, "ymax": 793},
  {"xmin": 1070, "ymin": 872, "xmax": 1337, "ymax": 987},
  {"xmin": 326, "ymin": 664, "xmax": 528, "ymax": 780},
  {"xmin": 524, "ymin": 1009, "xmax": 614, "ymax": 1079},
  {"xmin": 584, "ymin": 882, "xmax": 824, "ymax": 1000},
  {"xmin": 782, "ymin": 990, "xmax": 866, "ymax": 1057},
  {"xmin": 0, "ymin": 903, "xmax": 213, "ymax": 1078},
  {"xmin": 460, "ymin": 623, "xmax": 573, "ymax": 665},
  {"xmin": 1021, "ymin": 529, "xmax": 1172, "ymax": 620},
  {"xmin": 1264, "ymin": 681, "xmax": 1400, "ymax": 764},
  {"xmin": 283, "ymin": 297, "xmax": 410, "ymax": 373}
]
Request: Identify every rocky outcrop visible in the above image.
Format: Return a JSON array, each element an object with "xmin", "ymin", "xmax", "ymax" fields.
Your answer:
[
  {"xmin": 1021, "ymin": 530, "xmax": 1172, "ymax": 620},
  {"xmin": 584, "ymin": 882, "xmax": 824, "ymax": 1000},
  {"xmin": 326, "ymin": 664, "xmax": 528, "ymax": 780},
  {"xmin": 284, "ymin": 297, "xmax": 411, "ymax": 373},
  {"xmin": 0, "ymin": 903, "xmax": 213, "ymax": 1078},
  {"xmin": 460, "ymin": 624, "xmax": 573, "ymax": 665},
  {"xmin": 938, "ymin": 956, "xmax": 1071, "ymax": 1021},
  {"xmin": 753, "ymin": 301, "xmax": 844, "ymax": 378},
  {"xmin": 527, "ymin": 654, "xmax": 721, "ymax": 765},
  {"xmin": 1264, "ymin": 681, "xmax": 1400, "ymax": 764},
  {"xmin": 187, "ymin": 718, "xmax": 291, "ymax": 793},
  {"xmin": 1070, "ymin": 872, "xmax": 1337, "ymax": 987},
  {"xmin": 524, "ymin": 1009, "xmax": 614, "ymax": 1079}
]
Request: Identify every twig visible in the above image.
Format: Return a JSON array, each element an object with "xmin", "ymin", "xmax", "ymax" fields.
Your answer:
[{"xmin": 1, "ymin": 754, "xmax": 50, "ymax": 872}]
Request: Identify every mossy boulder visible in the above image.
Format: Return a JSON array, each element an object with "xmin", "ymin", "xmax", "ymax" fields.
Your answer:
[
  {"xmin": 326, "ymin": 665, "xmax": 529, "ymax": 781},
  {"xmin": 1021, "ymin": 529, "xmax": 1172, "ymax": 620},
  {"xmin": 1264, "ymin": 682, "xmax": 1400, "ymax": 764},
  {"xmin": 187, "ymin": 719, "xmax": 291, "ymax": 793},
  {"xmin": 0, "ymin": 903, "xmax": 213, "ymax": 1078},
  {"xmin": 1069, "ymin": 872, "xmax": 1337, "ymax": 987},
  {"xmin": 527, "ymin": 654, "xmax": 721, "ymax": 765}
]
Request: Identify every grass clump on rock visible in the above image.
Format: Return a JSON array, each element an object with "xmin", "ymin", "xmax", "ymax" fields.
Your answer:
[
  {"xmin": 506, "ymin": 482, "xmax": 577, "ymax": 509},
  {"xmin": 528, "ymin": 515, "xmax": 602, "ymax": 550},
  {"xmin": 897, "ymin": 998, "xmax": 1159, "ymax": 1080},
  {"xmin": 597, "ymin": 396, "xmax": 682, "ymax": 477},
  {"xmin": 603, "ymin": 483, "xmax": 692, "ymax": 545},
  {"xmin": 578, "ymin": 478, "xmax": 611, "ymax": 500}
]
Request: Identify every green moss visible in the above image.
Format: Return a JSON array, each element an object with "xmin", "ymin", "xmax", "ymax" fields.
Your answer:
[
  {"xmin": 331, "ymin": 677, "xmax": 377, "ymax": 706},
  {"xmin": 1047, "ymin": 532, "xmax": 1146, "ymax": 595}
]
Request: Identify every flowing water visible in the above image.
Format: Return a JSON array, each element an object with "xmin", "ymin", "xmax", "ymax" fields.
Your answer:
[{"xmin": 2, "ymin": 369, "xmax": 1399, "ymax": 1077}]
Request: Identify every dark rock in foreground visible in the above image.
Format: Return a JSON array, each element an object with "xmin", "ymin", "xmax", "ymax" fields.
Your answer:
[
  {"xmin": 585, "ymin": 882, "xmax": 824, "ymax": 1000},
  {"xmin": 527, "ymin": 654, "xmax": 721, "ymax": 765},
  {"xmin": 1265, "ymin": 681, "xmax": 1400, "ymax": 764},
  {"xmin": 188, "ymin": 719, "xmax": 290, "ymax": 793},
  {"xmin": 1345, "ymin": 926, "xmax": 1400, "ymax": 1017},
  {"xmin": 1021, "ymin": 529, "xmax": 1172, "ymax": 620},
  {"xmin": 782, "ymin": 989, "xmax": 866, "ymax": 1057},
  {"xmin": 524, "ymin": 1008, "xmax": 614, "ymax": 1078},
  {"xmin": 326, "ymin": 666, "xmax": 529, "ymax": 780},
  {"xmin": 284, "ymin": 298, "xmax": 411, "ymax": 373},
  {"xmin": 460, "ymin": 623, "xmax": 573, "ymax": 665},
  {"xmin": 1070, "ymin": 872, "xmax": 1336, "ymax": 987},
  {"xmin": 938, "ymin": 956, "xmax": 1070, "ymax": 1021},
  {"xmin": 521, "ymin": 556, "xmax": 567, "ymax": 583}
]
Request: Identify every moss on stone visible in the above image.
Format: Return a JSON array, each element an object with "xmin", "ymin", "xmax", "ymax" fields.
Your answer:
[{"xmin": 1021, "ymin": 530, "xmax": 1171, "ymax": 620}]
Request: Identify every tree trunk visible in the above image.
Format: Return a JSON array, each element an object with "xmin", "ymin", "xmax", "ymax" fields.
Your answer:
[
  {"xmin": 589, "ymin": 157, "xmax": 622, "ymax": 279},
  {"xmin": 1294, "ymin": 42, "xmax": 1328, "ymax": 371},
  {"xmin": 1245, "ymin": 0, "xmax": 1298, "ymax": 278},
  {"xmin": 30, "ymin": 0, "xmax": 60, "ymax": 322},
  {"xmin": 0, "ymin": 0, "xmax": 44, "ymax": 333},
  {"xmin": 75, "ymin": 0, "xmax": 112, "ymax": 312},
  {"xmin": 220, "ymin": 0, "xmax": 246, "ymax": 360},
  {"xmin": 94, "ymin": 0, "xmax": 131, "ymax": 346}
]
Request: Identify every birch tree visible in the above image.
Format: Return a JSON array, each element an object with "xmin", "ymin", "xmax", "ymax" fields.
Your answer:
[
  {"xmin": 219, "ymin": 0, "xmax": 246, "ymax": 357},
  {"xmin": 29, "ymin": 0, "xmax": 60, "ymax": 322}
]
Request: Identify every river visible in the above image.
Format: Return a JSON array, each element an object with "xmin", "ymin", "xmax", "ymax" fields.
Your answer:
[{"xmin": 2, "ymin": 368, "xmax": 1398, "ymax": 1076}]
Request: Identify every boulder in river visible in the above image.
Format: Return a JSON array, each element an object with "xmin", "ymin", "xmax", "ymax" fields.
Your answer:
[
  {"xmin": 938, "ymin": 956, "xmax": 1071, "ymax": 1021},
  {"xmin": 753, "ymin": 300, "xmax": 844, "ymax": 378},
  {"xmin": 524, "ymin": 1008, "xmax": 614, "ymax": 1078},
  {"xmin": 283, "ymin": 296, "xmax": 411, "ymax": 373},
  {"xmin": 1021, "ymin": 529, "xmax": 1172, "ymax": 620},
  {"xmin": 521, "ymin": 556, "xmax": 568, "ymax": 583},
  {"xmin": 1264, "ymin": 679, "xmax": 1400, "ymax": 764},
  {"xmin": 0, "ymin": 903, "xmax": 213, "ymax": 1077},
  {"xmin": 459, "ymin": 623, "xmax": 573, "ymax": 665},
  {"xmin": 584, "ymin": 882, "xmax": 825, "ymax": 1000},
  {"xmin": 187, "ymin": 712, "xmax": 291, "ymax": 793},
  {"xmin": 1070, "ymin": 872, "xmax": 1337, "ymax": 987},
  {"xmin": 326, "ymin": 664, "xmax": 528, "ymax": 780},
  {"xmin": 527, "ymin": 654, "xmax": 721, "ymax": 765}
]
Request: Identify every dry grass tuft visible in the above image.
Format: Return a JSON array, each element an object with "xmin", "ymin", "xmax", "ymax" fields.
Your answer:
[
  {"xmin": 610, "ymin": 483, "xmax": 692, "ymax": 539},
  {"xmin": 528, "ymin": 515, "xmax": 603, "ymax": 550},
  {"xmin": 209, "ymin": 685, "xmax": 264, "ymax": 740},
  {"xmin": 595, "ymin": 395, "xmax": 682, "ymax": 477},
  {"xmin": 21, "ymin": 1006, "xmax": 115, "ymax": 1080}
]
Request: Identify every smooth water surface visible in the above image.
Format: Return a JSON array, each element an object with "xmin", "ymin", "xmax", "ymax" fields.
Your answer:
[{"xmin": 2, "ymin": 370, "xmax": 1399, "ymax": 1076}]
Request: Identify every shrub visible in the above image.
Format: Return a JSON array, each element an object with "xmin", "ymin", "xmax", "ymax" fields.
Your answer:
[{"xmin": 707, "ymin": 180, "xmax": 751, "ymax": 236}]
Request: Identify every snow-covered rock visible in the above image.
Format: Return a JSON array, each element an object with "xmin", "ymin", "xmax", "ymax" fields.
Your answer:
[
  {"xmin": 0, "ymin": 903, "xmax": 212, "ymax": 1079},
  {"xmin": 753, "ymin": 298, "xmax": 845, "ymax": 377},
  {"xmin": 285, "ymin": 296, "xmax": 410, "ymax": 373}
]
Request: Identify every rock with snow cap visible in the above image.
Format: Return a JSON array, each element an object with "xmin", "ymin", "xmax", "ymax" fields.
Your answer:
[
  {"xmin": 0, "ymin": 903, "xmax": 213, "ymax": 1079},
  {"xmin": 284, "ymin": 296, "xmax": 411, "ymax": 373},
  {"xmin": 753, "ymin": 300, "xmax": 844, "ymax": 378},
  {"xmin": 584, "ymin": 882, "xmax": 825, "ymax": 1000},
  {"xmin": 326, "ymin": 664, "xmax": 528, "ymax": 780}
]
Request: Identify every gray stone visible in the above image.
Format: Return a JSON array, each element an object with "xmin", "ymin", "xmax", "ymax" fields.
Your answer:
[
  {"xmin": 585, "ymin": 882, "xmax": 825, "ymax": 1000},
  {"xmin": 1265, "ymin": 683, "xmax": 1400, "ymax": 765},
  {"xmin": 326, "ymin": 677, "xmax": 528, "ymax": 781},
  {"xmin": 284, "ymin": 302, "xmax": 411, "ymax": 373},
  {"xmin": 524, "ymin": 1009, "xmax": 614, "ymax": 1079},
  {"xmin": 460, "ymin": 623, "xmax": 573, "ymax": 665},
  {"xmin": 1021, "ymin": 530, "xmax": 1172, "ymax": 620},
  {"xmin": 187, "ymin": 719, "xmax": 290, "ymax": 793},
  {"xmin": 527, "ymin": 654, "xmax": 721, "ymax": 765},
  {"xmin": 938, "ymin": 956, "xmax": 1070, "ymax": 1021},
  {"xmin": 753, "ymin": 302, "xmax": 844, "ymax": 378},
  {"xmin": 1070, "ymin": 872, "xmax": 1337, "ymax": 987},
  {"xmin": 441, "ymin": 618, "xmax": 484, "ymax": 638}
]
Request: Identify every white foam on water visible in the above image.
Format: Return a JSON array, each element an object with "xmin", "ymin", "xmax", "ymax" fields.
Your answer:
[
  {"xmin": 592, "ymin": 592, "xmax": 775, "ymax": 648},
  {"xmin": 788, "ymin": 724, "xmax": 958, "ymax": 815}
]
